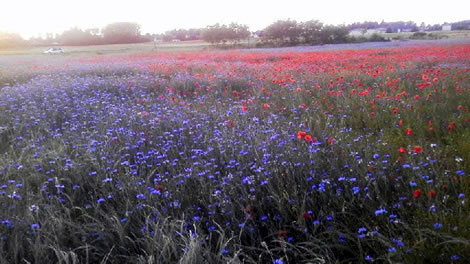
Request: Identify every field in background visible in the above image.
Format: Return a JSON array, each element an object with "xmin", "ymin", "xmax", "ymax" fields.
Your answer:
[
  {"xmin": 1, "ymin": 31, "xmax": 470, "ymax": 57},
  {"xmin": 383, "ymin": 30, "xmax": 470, "ymax": 40},
  {"xmin": 1, "ymin": 42, "xmax": 470, "ymax": 263},
  {"xmin": 0, "ymin": 40, "xmax": 213, "ymax": 56}
]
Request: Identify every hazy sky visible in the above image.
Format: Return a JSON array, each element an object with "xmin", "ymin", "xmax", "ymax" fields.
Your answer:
[{"xmin": 1, "ymin": 0, "xmax": 468, "ymax": 38}]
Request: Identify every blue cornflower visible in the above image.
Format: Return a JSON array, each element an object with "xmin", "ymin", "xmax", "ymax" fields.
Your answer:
[
  {"xmin": 434, "ymin": 222, "xmax": 442, "ymax": 229},
  {"xmin": 338, "ymin": 233, "xmax": 345, "ymax": 242},
  {"xmin": 353, "ymin": 186, "xmax": 360, "ymax": 194},
  {"xmin": 375, "ymin": 208, "xmax": 387, "ymax": 216}
]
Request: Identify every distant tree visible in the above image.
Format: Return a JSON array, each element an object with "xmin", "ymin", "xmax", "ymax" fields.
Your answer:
[
  {"xmin": 228, "ymin": 23, "xmax": 250, "ymax": 43},
  {"xmin": 319, "ymin": 25, "xmax": 349, "ymax": 44},
  {"xmin": 174, "ymin": 29, "xmax": 188, "ymax": 41},
  {"xmin": 262, "ymin": 19, "xmax": 302, "ymax": 46},
  {"xmin": 428, "ymin": 24, "xmax": 442, "ymax": 31},
  {"xmin": 0, "ymin": 32, "xmax": 25, "ymax": 49},
  {"xmin": 202, "ymin": 23, "xmax": 250, "ymax": 45},
  {"xmin": 201, "ymin": 24, "xmax": 226, "ymax": 44},
  {"xmin": 59, "ymin": 27, "xmax": 102, "ymax": 46},
  {"xmin": 187, "ymin": 28, "xmax": 202, "ymax": 40},
  {"xmin": 347, "ymin": 21, "xmax": 380, "ymax": 30},
  {"xmin": 162, "ymin": 28, "xmax": 203, "ymax": 42},
  {"xmin": 451, "ymin": 20, "xmax": 470, "ymax": 30},
  {"xmin": 301, "ymin": 20, "xmax": 323, "ymax": 44},
  {"xmin": 102, "ymin": 22, "xmax": 143, "ymax": 44}
]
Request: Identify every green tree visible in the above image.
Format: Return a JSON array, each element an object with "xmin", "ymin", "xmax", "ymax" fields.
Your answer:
[
  {"xmin": 262, "ymin": 19, "xmax": 302, "ymax": 46},
  {"xmin": 102, "ymin": 22, "xmax": 142, "ymax": 44},
  {"xmin": 202, "ymin": 23, "xmax": 250, "ymax": 45},
  {"xmin": 0, "ymin": 32, "xmax": 25, "ymax": 49},
  {"xmin": 319, "ymin": 25, "xmax": 349, "ymax": 44},
  {"xmin": 301, "ymin": 20, "xmax": 323, "ymax": 44},
  {"xmin": 228, "ymin": 23, "xmax": 250, "ymax": 43}
]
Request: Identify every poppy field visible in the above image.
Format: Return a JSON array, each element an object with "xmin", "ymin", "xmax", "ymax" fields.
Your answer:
[{"xmin": 1, "ymin": 44, "xmax": 470, "ymax": 263}]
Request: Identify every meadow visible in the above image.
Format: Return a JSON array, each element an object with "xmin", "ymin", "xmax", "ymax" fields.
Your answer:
[{"xmin": 1, "ymin": 42, "xmax": 470, "ymax": 263}]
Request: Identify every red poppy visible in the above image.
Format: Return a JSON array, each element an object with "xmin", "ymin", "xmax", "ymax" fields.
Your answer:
[
  {"xmin": 428, "ymin": 190, "xmax": 436, "ymax": 198},
  {"xmin": 303, "ymin": 212, "xmax": 312, "ymax": 220},
  {"xmin": 398, "ymin": 147, "xmax": 407, "ymax": 153},
  {"xmin": 297, "ymin": 131, "xmax": 307, "ymax": 139},
  {"xmin": 328, "ymin": 137, "xmax": 335, "ymax": 144},
  {"xmin": 263, "ymin": 104, "xmax": 270, "ymax": 109},
  {"xmin": 156, "ymin": 185, "xmax": 164, "ymax": 191},
  {"xmin": 405, "ymin": 128, "xmax": 413, "ymax": 136},
  {"xmin": 398, "ymin": 120, "xmax": 404, "ymax": 126},
  {"xmin": 245, "ymin": 205, "xmax": 252, "ymax": 214},
  {"xmin": 447, "ymin": 122, "xmax": 456, "ymax": 130},
  {"xmin": 413, "ymin": 189, "xmax": 422, "ymax": 198},
  {"xmin": 279, "ymin": 231, "xmax": 287, "ymax": 237},
  {"xmin": 304, "ymin": 135, "xmax": 313, "ymax": 142},
  {"xmin": 413, "ymin": 146, "xmax": 423, "ymax": 153},
  {"xmin": 241, "ymin": 105, "xmax": 248, "ymax": 111}
]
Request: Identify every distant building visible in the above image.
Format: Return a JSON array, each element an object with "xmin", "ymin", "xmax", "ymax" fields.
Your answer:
[
  {"xmin": 442, "ymin": 24, "xmax": 452, "ymax": 31},
  {"xmin": 349, "ymin": 29, "xmax": 366, "ymax": 36},
  {"xmin": 349, "ymin": 28, "xmax": 387, "ymax": 37}
]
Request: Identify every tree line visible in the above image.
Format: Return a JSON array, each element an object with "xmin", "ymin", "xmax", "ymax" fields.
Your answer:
[{"xmin": 2, "ymin": 19, "xmax": 470, "ymax": 49}]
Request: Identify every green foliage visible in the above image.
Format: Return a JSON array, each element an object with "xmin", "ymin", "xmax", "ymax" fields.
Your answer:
[
  {"xmin": 201, "ymin": 23, "xmax": 250, "ymax": 45},
  {"xmin": 60, "ymin": 27, "xmax": 102, "ymax": 46},
  {"xmin": 102, "ymin": 22, "xmax": 143, "ymax": 44},
  {"xmin": 0, "ymin": 32, "xmax": 26, "ymax": 49},
  {"xmin": 262, "ymin": 19, "xmax": 303, "ymax": 46},
  {"xmin": 301, "ymin": 20, "xmax": 323, "ymax": 45}
]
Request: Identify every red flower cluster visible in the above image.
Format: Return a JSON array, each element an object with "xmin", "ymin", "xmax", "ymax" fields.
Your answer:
[
  {"xmin": 413, "ymin": 189, "xmax": 422, "ymax": 198},
  {"xmin": 297, "ymin": 131, "xmax": 316, "ymax": 143},
  {"xmin": 413, "ymin": 146, "xmax": 423, "ymax": 153}
]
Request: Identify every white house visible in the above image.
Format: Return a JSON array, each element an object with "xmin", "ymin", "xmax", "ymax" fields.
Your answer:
[
  {"xmin": 349, "ymin": 29, "xmax": 366, "ymax": 37},
  {"xmin": 442, "ymin": 24, "xmax": 452, "ymax": 31},
  {"xmin": 349, "ymin": 28, "xmax": 387, "ymax": 37}
]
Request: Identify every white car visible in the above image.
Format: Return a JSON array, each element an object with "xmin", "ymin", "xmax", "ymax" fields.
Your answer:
[{"xmin": 44, "ymin": 48, "xmax": 65, "ymax": 54}]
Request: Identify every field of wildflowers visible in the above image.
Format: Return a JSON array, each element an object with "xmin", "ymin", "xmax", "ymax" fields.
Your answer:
[{"xmin": 1, "ymin": 44, "xmax": 470, "ymax": 263}]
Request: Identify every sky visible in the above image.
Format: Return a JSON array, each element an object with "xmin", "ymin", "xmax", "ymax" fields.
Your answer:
[{"xmin": 1, "ymin": 0, "xmax": 468, "ymax": 39}]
